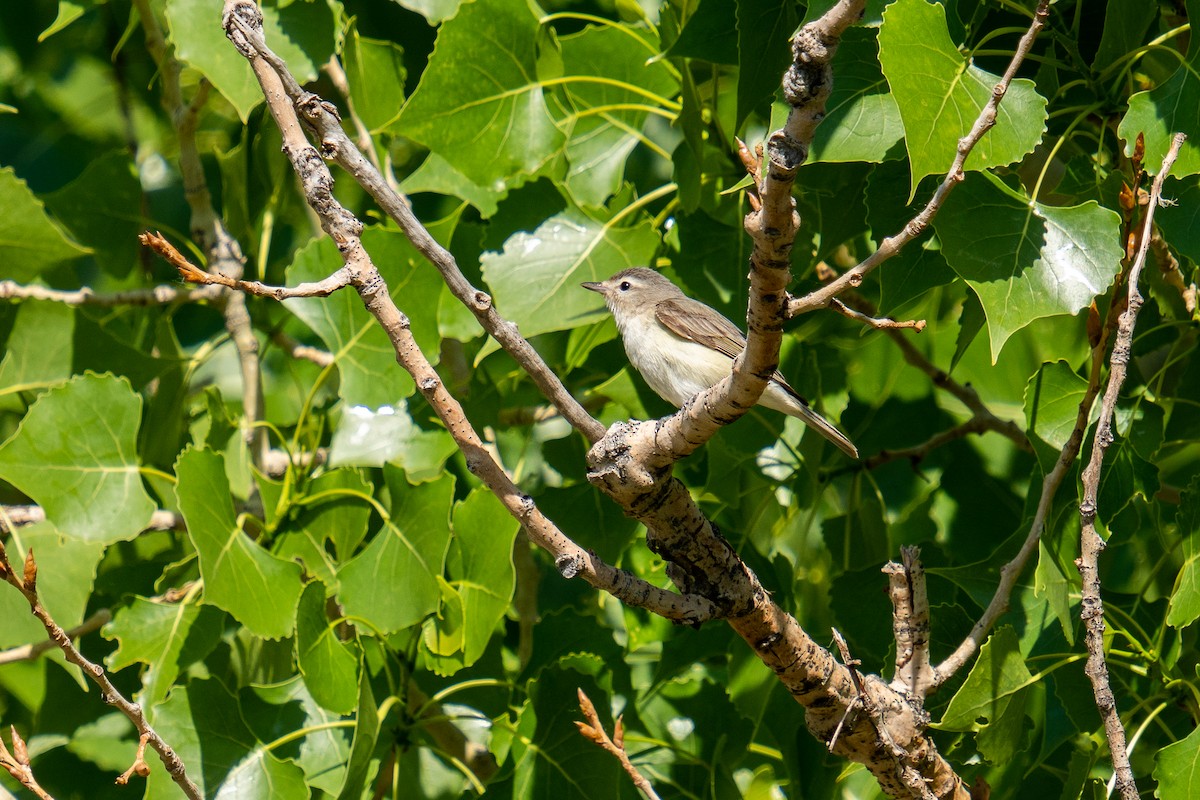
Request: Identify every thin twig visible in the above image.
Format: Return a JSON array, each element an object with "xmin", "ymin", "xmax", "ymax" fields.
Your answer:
[
  {"xmin": 829, "ymin": 298, "xmax": 927, "ymax": 331},
  {"xmin": 1077, "ymin": 131, "xmax": 1185, "ymax": 800},
  {"xmin": 1, "ymin": 506, "xmax": 183, "ymax": 533},
  {"xmin": 0, "ymin": 609, "xmax": 112, "ymax": 666},
  {"xmin": 787, "ymin": 0, "xmax": 1052, "ymax": 317},
  {"xmin": 575, "ymin": 689, "xmax": 661, "ymax": 800},
  {"xmin": 141, "ymin": 231, "xmax": 355, "ymax": 299},
  {"xmin": 0, "ymin": 726, "xmax": 56, "ymax": 800},
  {"xmin": 0, "ymin": 545, "xmax": 201, "ymax": 799},
  {"xmin": 0, "ymin": 280, "xmax": 222, "ymax": 306}
]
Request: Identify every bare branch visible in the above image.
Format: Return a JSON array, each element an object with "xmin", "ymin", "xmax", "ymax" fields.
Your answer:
[
  {"xmin": 133, "ymin": 0, "xmax": 268, "ymax": 472},
  {"xmin": 223, "ymin": 11, "xmax": 605, "ymax": 444},
  {"xmin": 1076, "ymin": 132, "xmax": 1185, "ymax": 800},
  {"xmin": 0, "ymin": 280, "xmax": 222, "ymax": 306},
  {"xmin": 575, "ymin": 688, "xmax": 661, "ymax": 800},
  {"xmin": 142, "ymin": 231, "xmax": 355, "ymax": 299},
  {"xmin": 829, "ymin": 298, "xmax": 927, "ymax": 331},
  {"xmin": 218, "ymin": 0, "xmax": 716, "ymax": 626},
  {"xmin": 0, "ymin": 609, "xmax": 112, "ymax": 666},
  {"xmin": 1, "ymin": 505, "xmax": 183, "ymax": 532},
  {"xmin": 787, "ymin": 0, "xmax": 1052, "ymax": 317},
  {"xmin": 0, "ymin": 544, "xmax": 201, "ymax": 799},
  {"xmin": 270, "ymin": 331, "xmax": 335, "ymax": 367},
  {"xmin": 0, "ymin": 725, "xmax": 56, "ymax": 800}
]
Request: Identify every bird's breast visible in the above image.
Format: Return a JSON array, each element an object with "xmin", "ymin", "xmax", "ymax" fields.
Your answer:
[{"xmin": 617, "ymin": 313, "xmax": 733, "ymax": 407}]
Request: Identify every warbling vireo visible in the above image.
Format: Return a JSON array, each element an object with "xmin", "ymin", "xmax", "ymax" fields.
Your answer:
[{"xmin": 582, "ymin": 268, "xmax": 858, "ymax": 458}]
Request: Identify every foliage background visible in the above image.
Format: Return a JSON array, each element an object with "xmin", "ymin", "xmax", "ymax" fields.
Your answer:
[{"xmin": 0, "ymin": 0, "xmax": 1199, "ymax": 798}]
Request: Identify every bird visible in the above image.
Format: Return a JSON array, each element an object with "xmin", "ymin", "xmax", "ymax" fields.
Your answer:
[{"xmin": 582, "ymin": 267, "xmax": 858, "ymax": 458}]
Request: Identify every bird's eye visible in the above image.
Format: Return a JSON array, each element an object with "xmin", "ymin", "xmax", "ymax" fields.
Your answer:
[{"xmin": 619, "ymin": 281, "xmax": 631, "ymax": 291}]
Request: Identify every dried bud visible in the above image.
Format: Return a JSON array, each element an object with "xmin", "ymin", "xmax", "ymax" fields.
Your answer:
[
  {"xmin": 613, "ymin": 716, "xmax": 625, "ymax": 750},
  {"xmin": 10, "ymin": 726, "xmax": 29, "ymax": 765},
  {"xmin": 22, "ymin": 548, "xmax": 36, "ymax": 594},
  {"xmin": 1087, "ymin": 301, "xmax": 1102, "ymax": 349},
  {"xmin": 1119, "ymin": 183, "xmax": 1135, "ymax": 215},
  {"xmin": 1133, "ymin": 133, "xmax": 1145, "ymax": 172}
]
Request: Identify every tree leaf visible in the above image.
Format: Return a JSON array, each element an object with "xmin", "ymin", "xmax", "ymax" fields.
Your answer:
[
  {"xmin": 877, "ymin": 0, "xmax": 1047, "ymax": 198},
  {"xmin": 42, "ymin": 151, "xmax": 142, "ymax": 277},
  {"xmin": 0, "ymin": 373, "xmax": 155, "ymax": 543},
  {"xmin": 328, "ymin": 399, "xmax": 457, "ymax": 478},
  {"xmin": 165, "ymin": 0, "xmax": 339, "ymax": 123},
  {"xmin": 0, "ymin": 300, "xmax": 75, "ymax": 399},
  {"xmin": 0, "ymin": 167, "xmax": 89, "ymax": 281},
  {"xmin": 334, "ymin": 663, "xmax": 378, "ymax": 800},
  {"xmin": 1118, "ymin": 0, "xmax": 1200, "ymax": 180},
  {"xmin": 735, "ymin": 0, "xmax": 797, "ymax": 130},
  {"xmin": 447, "ymin": 487, "xmax": 518, "ymax": 666},
  {"xmin": 555, "ymin": 25, "xmax": 675, "ymax": 207},
  {"xmin": 104, "ymin": 599, "xmax": 225, "ymax": 707},
  {"xmin": 937, "ymin": 626, "xmax": 1033, "ymax": 763},
  {"xmin": 145, "ymin": 678, "xmax": 307, "ymax": 800},
  {"xmin": 1023, "ymin": 360, "xmax": 1089, "ymax": 473},
  {"xmin": 809, "ymin": 28, "xmax": 903, "ymax": 164},
  {"xmin": 397, "ymin": 0, "xmax": 565, "ymax": 187},
  {"xmin": 175, "ymin": 446, "xmax": 304, "ymax": 639},
  {"xmin": 936, "ymin": 172, "xmax": 1122, "ymax": 361},
  {"xmin": 1153, "ymin": 722, "xmax": 1200, "ymax": 800},
  {"xmin": 337, "ymin": 469, "xmax": 455, "ymax": 634},
  {"xmin": 296, "ymin": 581, "xmax": 359, "ymax": 714},
  {"xmin": 343, "ymin": 26, "xmax": 406, "ymax": 135},
  {"xmin": 482, "ymin": 210, "xmax": 660, "ymax": 339}
]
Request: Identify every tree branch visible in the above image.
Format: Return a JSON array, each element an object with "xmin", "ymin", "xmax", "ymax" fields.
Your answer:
[
  {"xmin": 133, "ymin": 0, "xmax": 268, "ymax": 472},
  {"xmin": 0, "ymin": 544, "xmax": 201, "ymax": 799},
  {"xmin": 0, "ymin": 280, "xmax": 223, "ymax": 306},
  {"xmin": 0, "ymin": 609, "xmax": 112, "ymax": 666},
  {"xmin": 217, "ymin": 0, "xmax": 716, "ymax": 626},
  {"xmin": 787, "ymin": 0, "xmax": 1051, "ymax": 317},
  {"xmin": 1076, "ymin": 131, "xmax": 1185, "ymax": 800},
  {"xmin": 223, "ymin": 16, "xmax": 605, "ymax": 444},
  {"xmin": 575, "ymin": 688, "xmax": 661, "ymax": 800},
  {"xmin": 0, "ymin": 725, "xmax": 55, "ymax": 800},
  {"xmin": 884, "ymin": 547, "xmax": 933, "ymax": 696}
]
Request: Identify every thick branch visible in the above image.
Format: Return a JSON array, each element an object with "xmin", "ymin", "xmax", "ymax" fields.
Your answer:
[
  {"xmin": 1076, "ymin": 132, "xmax": 1185, "ymax": 800},
  {"xmin": 0, "ymin": 545, "xmax": 201, "ymax": 799},
  {"xmin": 787, "ymin": 0, "xmax": 1051, "ymax": 317},
  {"xmin": 885, "ymin": 547, "xmax": 933, "ymax": 696}
]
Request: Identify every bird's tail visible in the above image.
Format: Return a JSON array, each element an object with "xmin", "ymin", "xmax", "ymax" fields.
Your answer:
[{"xmin": 791, "ymin": 402, "xmax": 859, "ymax": 459}]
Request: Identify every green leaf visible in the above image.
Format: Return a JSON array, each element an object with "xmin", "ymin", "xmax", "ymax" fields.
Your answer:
[
  {"xmin": 397, "ymin": 0, "xmax": 565, "ymax": 187},
  {"xmin": 1118, "ymin": 0, "xmax": 1200, "ymax": 180},
  {"xmin": 335, "ymin": 663, "xmax": 378, "ymax": 800},
  {"xmin": 936, "ymin": 172, "xmax": 1122, "ymax": 361},
  {"xmin": 42, "ymin": 152, "xmax": 142, "ymax": 277},
  {"xmin": 285, "ymin": 227, "xmax": 443, "ymax": 409},
  {"xmin": 296, "ymin": 581, "xmax": 359, "ymax": 714},
  {"xmin": 0, "ymin": 373, "xmax": 154, "ymax": 543},
  {"xmin": 447, "ymin": 487, "xmax": 518, "ymax": 666},
  {"xmin": 392, "ymin": 0, "xmax": 464, "ymax": 24},
  {"xmin": 40, "ymin": 0, "xmax": 101, "ymax": 40},
  {"xmin": 0, "ymin": 167, "xmax": 89, "ymax": 281},
  {"xmin": 736, "ymin": 0, "xmax": 798, "ymax": 130},
  {"xmin": 175, "ymin": 446, "xmax": 304, "ymax": 639},
  {"xmin": 1093, "ymin": 0, "xmax": 1156, "ymax": 70},
  {"xmin": 482, "ymin": 210, "xmax": 660, "ymax": 338},
  {"xmin": 343, "ymin": 26, "xmax": 406, "ymax": 135},
  {"xmin": 0, "ymin": 301, "xmax": 75, "ymax": 399},
  {"xmin": 145, "ymin": 678, "xmax": 308, "ymax": 800},
  {"xmin": 937, "ymin": 626, "xmax": 1033, "ymax": 763},
  {"xmin": 1023, "ymin": 360, "xmax": 1089, "ymax": 473},
  {"xmin": 104, "ymin": 599, "xmax": 225, "ymax": 707},
  {"xmin": 328, "ymin": 399, "xmax": 458, "ymax": 478},
  {"xmin": 667, "ymin": 0, "xmax": 737, "ymax": 64},
  {"xmin": 877, "ymin": 0, "xmax": 1047, "ymax": 198},
  {"xmin": 555, "ymin": 25, "xmax": 675, "ymax": 207},
  {"xmin": 165, "ymin": 0, "xmax": 339, "ymax": 123},
  {"xmin": 0, "ymin": 522, "xmax": 105, "ymax": 651},
  {"xmin": 401, "ymin": 152, "xmax": 507, "ymax": 217},
  {"xmin": 337, "ymin": 469, "xmax": 455, "ymax": 633},
  {"xmin": 511, "ymin": 665, "xmax": 622, "ymax": 799},
  {"xmin": 1153, "ymin": 722, "xmax": 1200, "ymax": 800},
  {"xmin": 809, "ymin": 28, "xmax": 904, "ymax": 164}
]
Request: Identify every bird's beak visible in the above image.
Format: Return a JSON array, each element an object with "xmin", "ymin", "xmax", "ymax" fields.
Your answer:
[{"xmin": 581, "ymin": 281, "xmax": 604, "ymax": 294}]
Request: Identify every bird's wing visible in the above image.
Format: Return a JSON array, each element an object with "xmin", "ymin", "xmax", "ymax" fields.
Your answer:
[
  {"xmin": 654, "ymin": 296, "xmax": 747, "ymax": 361},
  {"xmin": 654, "ymin": 296, "xmax": 800, "ymax": 394}
]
